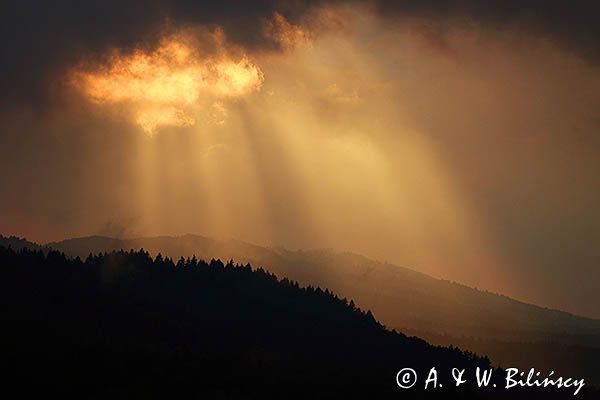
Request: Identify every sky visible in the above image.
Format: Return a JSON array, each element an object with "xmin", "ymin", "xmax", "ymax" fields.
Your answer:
[{"xmin": 1, "ymin": 1, "xmax": 599, "ymax": 318}]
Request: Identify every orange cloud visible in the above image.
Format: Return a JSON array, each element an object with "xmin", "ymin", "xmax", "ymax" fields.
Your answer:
[
  {"xmin": 264, "ymin": 13, "xmax": 310, "ymax": 50},
  {"xmin": 71, "ymin": 33, "xmax": 263, "ymax": 133}
]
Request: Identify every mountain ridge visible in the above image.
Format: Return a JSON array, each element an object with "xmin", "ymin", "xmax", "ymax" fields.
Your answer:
[
  {"xmin": 3, "ymin": 233, "xmax": 600, "ymax": 384},
  {"xmin": 46, "ymin": 234, "xmax": 590, "ymax": 316},
  {"xmin": 37, "ymin": 234, "xmax": 600, "ymax": 341}
]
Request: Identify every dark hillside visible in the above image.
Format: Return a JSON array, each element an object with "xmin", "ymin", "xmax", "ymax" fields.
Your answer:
[{"xmin": 2, "ymin": 245, "xmax": 589, "ymax": 398}]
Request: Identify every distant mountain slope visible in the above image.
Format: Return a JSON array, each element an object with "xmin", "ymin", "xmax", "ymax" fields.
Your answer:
[{"xmin": 49, "ymin": 234, "xmax": 600, "ymax": 347}]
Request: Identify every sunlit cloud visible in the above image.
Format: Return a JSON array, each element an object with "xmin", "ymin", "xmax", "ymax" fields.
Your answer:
[
  {"xmin": 135, "ymin": 106, "xmax": 196, "ymax": 133},
  {"xmin": 264, "ymin": 12, "xmax": 311, "ymax": 50},
  {"xmin": 70, "ymin": 33, "xmax": 264, "ymax": 133},
  {"xmin": 211, "ymin": 58, "xmax": 264, "ymax": 97}
]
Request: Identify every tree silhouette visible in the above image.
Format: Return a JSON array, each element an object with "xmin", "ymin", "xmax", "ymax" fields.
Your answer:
[{"xmin": 0, "ymin": 245, "xmax": 594, "ymax": 399}]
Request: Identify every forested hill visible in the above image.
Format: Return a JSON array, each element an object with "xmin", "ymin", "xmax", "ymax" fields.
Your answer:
[
  {"xmin": 47, "ymin": 234, "xmax": 600, "ymax": 346},
  {"xmin": 0, "ymin": 234, "xmax": 47, "ymax": 252},
  {"xmin": 1, "ymin": 245, "xmax": 588, "ymax": 399}
]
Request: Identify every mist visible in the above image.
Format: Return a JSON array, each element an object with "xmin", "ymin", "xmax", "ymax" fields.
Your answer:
[{"xmin": 1, "ymin": 4, "xmax": 599, "ymax": 318}]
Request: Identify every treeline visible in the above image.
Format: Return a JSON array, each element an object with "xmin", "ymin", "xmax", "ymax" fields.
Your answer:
[
  {"xmin": 0, "ymin": 245, "xmax": 593, "ymax": 399},
  {"xmin": 42, "ymin": 233, "xmax": 600, "ymax": 348}
]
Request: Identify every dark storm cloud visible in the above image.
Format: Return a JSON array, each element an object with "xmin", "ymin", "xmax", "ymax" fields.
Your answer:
[
  {"xmin": 0, "ymin": 0, "xmax": 320, "ymax": 107},
  {"xmin": 1, "ymin": 0, "xmax": 599, "ymax": 108},
  {"xmin": 371, "ymin": 0, "xmax": 600, "ymax": 60}
]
